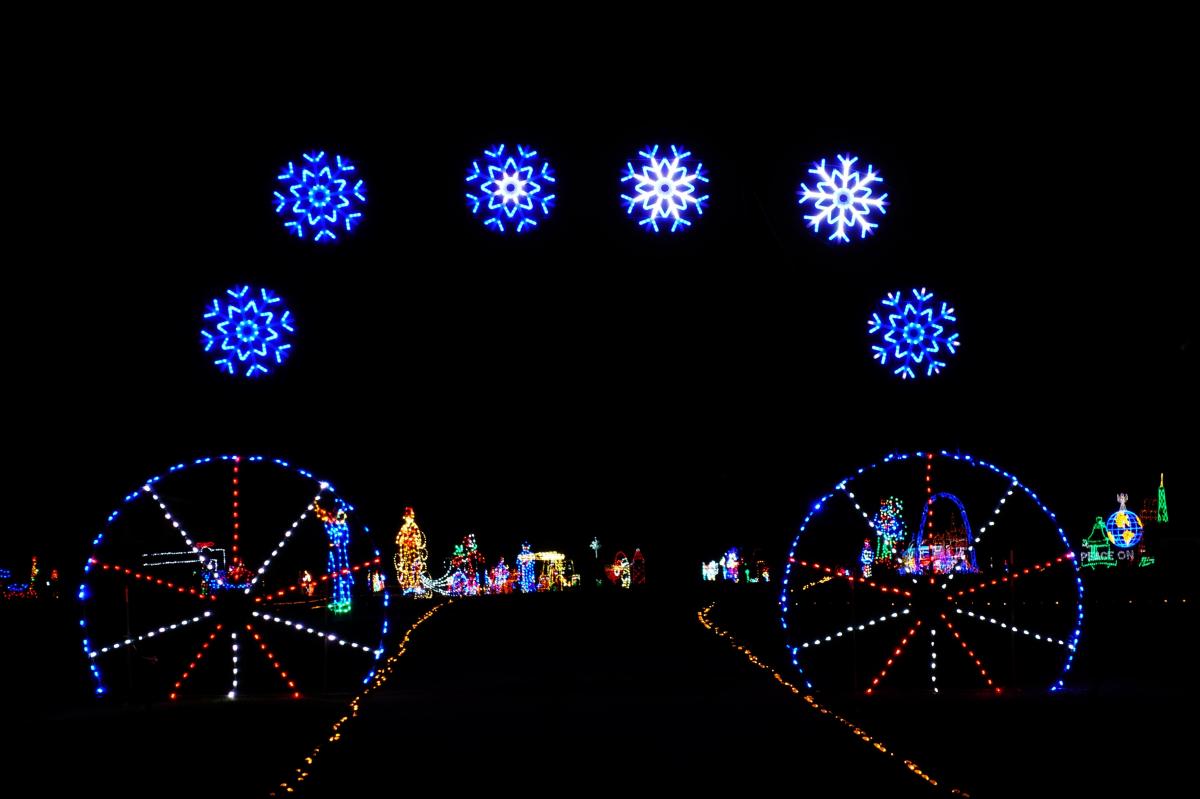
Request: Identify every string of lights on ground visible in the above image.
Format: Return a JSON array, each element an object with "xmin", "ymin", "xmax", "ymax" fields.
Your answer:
[
  {"xmin": 697, "ymin": 602, "xmax": 967, "ymax": 796},
  {"xmin": 270, "ymin": 601, "xmax": 450, "ymax": 796}
]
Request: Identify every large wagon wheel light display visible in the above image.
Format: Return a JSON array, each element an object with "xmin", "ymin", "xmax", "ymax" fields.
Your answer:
[
  {"xmin": 779, "ymin": 451, "xmax": 1083, "ymax": 696},
  {"xmin": 80, "ymin": 456, "xmax": 389, "ymax": 700}
]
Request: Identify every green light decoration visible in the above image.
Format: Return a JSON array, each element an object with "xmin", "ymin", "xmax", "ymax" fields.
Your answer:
[
  {"xmin": 1157, "ymin": 473, "xmax": 1169, "ymax": 524},
  {"xmin": 1081, "ymin": 517, "xmax": 1116, "ymax": 570},
  {"xmin": 1138, "ymin": 555, "xmax": 1156, "ymax": 568}
]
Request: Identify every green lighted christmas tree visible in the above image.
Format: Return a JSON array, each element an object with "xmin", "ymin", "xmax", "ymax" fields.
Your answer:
[{"xmin": 1157, "ymin": 473, "xmax": 1169, "ymax": 525}]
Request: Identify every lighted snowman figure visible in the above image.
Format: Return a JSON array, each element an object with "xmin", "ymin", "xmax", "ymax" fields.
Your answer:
[{"xmin": 1105, "ymin": 493, "xmax": 1144, "ymax": 549}]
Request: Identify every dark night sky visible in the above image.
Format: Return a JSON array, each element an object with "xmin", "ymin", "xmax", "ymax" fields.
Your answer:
[{"xmin": 8, "ymin": 66, "xmax": 1192, "ymax": 586}]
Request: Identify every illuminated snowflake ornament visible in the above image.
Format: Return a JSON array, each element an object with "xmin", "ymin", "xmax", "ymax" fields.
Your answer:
[
  {"xmin": 798, "ymin": 155, "xmax": 887, "ymax": 242},
  {"xmin": 465, "ymin": 144, "xmax": 556, "ymax": 233},
  {"xmin": 201, "ymin": 285, "xmax": 295, "ymax": 377},
  {"xmin": 621, "ymin": 145, "xmax": 710, "ymax": 232},
  {"xmin": 868, "ymin": 288, "xmax": 960, "ymax": 379},
  {"xmin": 273, "ymin": 151, "xmax": 366, "ymax": 243}
]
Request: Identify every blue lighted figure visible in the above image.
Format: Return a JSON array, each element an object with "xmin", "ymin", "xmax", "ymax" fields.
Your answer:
[
  {"xmin": 868, "ymin": 288, "xmax": 960, "ymax": 379},
  {"xmin": 315, "ymin": 497, "xmax": 354, "ymax": 615},
  {"xmin": 200, "ymin": 285, "xmax": 295, "ymax": 378},
  {"xmin": 465, "ymin": 145, "xmax": 556, "ymax": 233},
  {"xmin": 621, "ymin": 145, "xmax": 709, "ymax": 232},
  {"xmin": 273, "ymin": 151, "xmax": 366, "ymax": 243},
  {"xmin": 797, "ymin": 154, "xmax": 887, "ymax": 242},
  {"xmin": 517, "ymin": 542, "xmax": 536, "ymax": 593}
]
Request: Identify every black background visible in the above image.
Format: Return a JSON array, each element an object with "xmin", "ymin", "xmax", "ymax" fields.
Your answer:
[{"xmin": 8, "ymin": 68, "xmax": 1191, "ymax": 588}]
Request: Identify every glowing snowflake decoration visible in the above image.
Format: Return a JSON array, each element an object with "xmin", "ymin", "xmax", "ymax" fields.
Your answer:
[
  {"xmin": 201, "ymin": 285, "xmax": 295, "ymax": 377},
  {"xmin": 465, "ymin": 144, "xmax": 556, "ymax": 233},
  {"xmin": 797, "ymin": 154, "xmax": 887, "ymax": 242},
  {"xmin": 621, "ymin": 145, "xmax": 709, "ymax": 232},
  {"xmin": 273, "ymin": 151, "xmax": 366, "ymax": 243},
  {"xmin": 868, "ymin": 288, "xmax": 959, "ymax": 379}
]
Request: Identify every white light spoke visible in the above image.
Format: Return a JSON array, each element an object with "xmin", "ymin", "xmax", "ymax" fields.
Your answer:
[
  {"xmin": 88, "ymin": 611, "xmax": 214, "ymax": 657},
  {"xmin": 954, "ymin": 608, "xmax": 1070, "ymax": 648},
  {"xmin": 974, "ymin": 479, "xmax": 1018, "ymax": 546},
  {"xmin": 250, "ymin": 491, "xmax": 323, "ymax": 587},
  {"xmin": 252, "ymin": 611, "xmax": 379, "ymax": 656},
  {"xmin": 144, "ymin": 487, "xmax": 202, "ymax": 558},
  {"xmin": 797, "ymin": 608, "xmax": 910, "ymax": 649}
]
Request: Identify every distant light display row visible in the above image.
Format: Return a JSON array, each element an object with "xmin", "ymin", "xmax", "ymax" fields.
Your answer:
[
  {"xmin": 273, "ymin": 147, "xmax": 887, "ymax": 240},
  {"xmin": 200, "ymin": 282, "xmax": 959, "ymax": 379}
]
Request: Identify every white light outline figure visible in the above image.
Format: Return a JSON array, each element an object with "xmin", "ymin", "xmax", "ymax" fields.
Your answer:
[
  {"xmin": 621, "ymin": 145, "xmax": 710, "ymax": 233},
  {"xmin": 797, "ymin": 154, "xmax": 888, "ymax": 242}
]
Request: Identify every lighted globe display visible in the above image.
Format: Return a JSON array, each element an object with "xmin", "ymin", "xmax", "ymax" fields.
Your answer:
[{"xmin": 1105, "ymin": 508, "xmax": 1144, "ymax": 549}]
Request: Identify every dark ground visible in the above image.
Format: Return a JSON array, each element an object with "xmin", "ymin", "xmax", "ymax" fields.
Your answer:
[{"xmin": 3, "ymin": 577, "xmax": 1194, "ymax": 797}]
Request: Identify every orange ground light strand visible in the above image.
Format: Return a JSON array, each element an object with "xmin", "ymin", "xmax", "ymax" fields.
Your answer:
[
  {"xmin": 245, "ymin": 623, "xmax": 301, "ymax": 698},
  {"xmin": 865, "ymin": 619, "xmax": 924, "ymax": 695},
  {"xmin": 270, "ymin": 601, "xmax": 451, "ymax": 796},
  {"xmin": 697, "ymin": 604, "xmax": 967, "ymax": 796},
  {"xmin": 940, "ymin": 614, "xmax": 1001, "ymax": 694},
  {"xmin": 92, "ymin": 560, "xmax": 218, "ymax": 601},
  {"xmin": 169, "ymin": 623, "xmax": 224, "ymax": 701}
]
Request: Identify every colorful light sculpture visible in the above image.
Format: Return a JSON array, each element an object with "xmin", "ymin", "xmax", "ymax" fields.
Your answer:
[
  {"xmin": 701, "ymin": 561, "xmax": 719, "ymax": 581},
  {"xmin": 1105, "ymin": 493, "xmax": 1144, "ymax": 549},
  {"xmin": 722, "ymin": 548, "xmax": 740, "ymax": 582},
  {"xmin": 517, "ymin": 542, "xmax": 535, "ymax": 593},
  {"xmin": 393, "ymin": 507, "xmax": 428, "ymax": 595},
  {"xmin": 1157, "ymin": 474, "xmax": 1169, "ymax": 524},
  {"xmin": 631, "ymin": 548, "xmax": 646, "ymax": 586},
  {"xmin": 621, "ymin": 144, "xmax": 709, "ymax": 232},
  {"xmin": 465, "ymin": 144, "xmax": 556, "ymax": 233},
  {"xmin": 314, "ymin": 497, "xmax": 354, "ymax": 614},
  {"xmin": 200, "ymin": 285, "xmax": 295, "ymax": 378},
  {"xmin": 273, "ymin": 150, "xmax": 366, "ymax": 242},
  {"xmin": 868, "ymin": 288, "xmax": 960, "ymax": 379},
  {"xmin": 797, "ymin": 154, "xmax": 887, "ymax": 242},
  {"xmin": 1081, "ymin": 517, "xmax": 1116, "ymax": 569}
]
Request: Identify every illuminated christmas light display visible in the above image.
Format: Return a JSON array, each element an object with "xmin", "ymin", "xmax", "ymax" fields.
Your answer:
[
  {"xmin": 1157, "ymin": 473, "xmax": 1169, "ymax": 524},
  {"xmin": 631, "ymin": 548, "xmax": 646, "ymax": 586},
  {"xmin": 200, "ymin": 285, "xmax": 295, "ymax": 378},
  {"xmin": 517, "ymin": 543, "xmax": 535, "ymax": 593},
  {"xmin": 273, "ymin": 150, "xmax": 366, "ymax": 242},
  {"xmin": 859, "ymin": 539, "xmax": 874, "ymax": 578},
  {"xmin": 1105, "ymin": 493, "xmax": 1144, "ymax": 549},
  {"xmin": 701, "ymin": 560, "xmax": 719, "ymax": 581},
  {"xmin": 1080, "ymin": 517, "xmax": 1116, "ymax": 569},
  {"xmin": 609, "ymin": 552, "xmax": 631, "ymax": 589},
  {"xmin": 722, "ymin": 548, "xmax": 740, "ymax": 582},
  {"xmin": 590, "ymin": 537, "xmax": 601, "ymax": 558},
  {"xmin": 868, "ymin": 288, "xmax": 960, "ymax": 379},
  {"xmin": 621, "ymin": 144, "xmax": 709, "ymax": 232},
  {"xmin": 490, "ymin": 558, "xmax": 511, "ymax": 594},
  {"xmin": 797, "ymin": 154, "xmax": 887, "ymax": 242},
  {"xmin": 699, "ymin": 603, "xmax": 955, "ymax": 794},
  {"xmin": 465, "ymin": 144, "xmax": 556, "ymax": 233},
  {"xmin": 80, "ymin": 455, "xmax": 388, "ymax": 700},
  {"xmin": 314, "ymin": 497, "xmax": 354, "ymax": 615},
  {"xmin": 779, "ymin": 451, "xmax": 1083, "ymax": 695},
  {"xmin": 871, "ymin": 497, "xmax": 905, "ymax": 565},
  {"xmin": 393, "ymin": 506, "xmax": 428, "ymax": 595}
]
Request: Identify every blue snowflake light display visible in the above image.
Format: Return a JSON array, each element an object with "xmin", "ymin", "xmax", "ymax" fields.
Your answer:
[
  {"xmin": 273, "ymin": 151, "xmax": 366, "ymax": 243},
  {"xmin": 621, "ymin": 145, "xmax": 710, "ymax": 232},
  {"xmin": 200, "ymin": 285, "xmax": 295, "ymax": 378},
  {"xmin": 868, "ymin": 288, "xmax": 960, "ymax": 379},
  {"xmin": 797, "ymin": 154, "xmax": 887, "ymax": 242},
  {"xmin": 465, "ymin": 145, "xmax": 556, "ymax": 233}
]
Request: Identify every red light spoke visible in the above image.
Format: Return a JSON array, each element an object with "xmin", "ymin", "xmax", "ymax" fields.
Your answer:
[
  {"xmin": 92, "ymin": 559, "xmax": 216, "ymax": 601},
  {"xmin": 864, "ymin": 619, "xmax": 923, "ymax": 695},
  {"xmin": 952, "ymin": 555, "xmax": 1073, "ymax": 598},
  {"xmin": 170, "ymin": 623, "xmax": 223, "ymax": 701},
  {"xmin": 256, "ymin": 557, "xmax": 382, "ymax": 602},
  {"xmin": 231, "ymin": 456, "xmax": 241, "ymax": 565},
  {"xmin": 941, "ymin": 614, "xmax": 1001, "ymax": 694},
  {"xmin": 246, "ymin": 623, "xmax": 301, "ymax": 699},
  {"xmin": 787, "ymin": 559, "xmax": 912, "ymax": 598}
]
